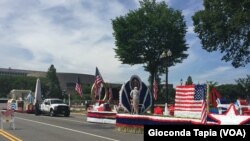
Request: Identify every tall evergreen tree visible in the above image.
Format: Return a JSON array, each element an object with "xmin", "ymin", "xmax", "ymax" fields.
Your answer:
[
  {"xmin": 46, "ymin": 65, "xmax": 62, "ymax": 98},
  {"xmin": 185, "ymin": 76, "xmax": 193, "ymax": 85}
]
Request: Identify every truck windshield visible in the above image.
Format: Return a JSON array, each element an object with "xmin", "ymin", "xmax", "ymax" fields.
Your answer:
[{"xmin": 50, "ymin": 100, "xmax": 64, "ymax": 104}]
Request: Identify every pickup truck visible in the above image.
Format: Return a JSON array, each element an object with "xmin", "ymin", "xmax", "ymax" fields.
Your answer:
[{"xmin": 40, "ymin": 98, "xmax": 70, "ymax": 117}]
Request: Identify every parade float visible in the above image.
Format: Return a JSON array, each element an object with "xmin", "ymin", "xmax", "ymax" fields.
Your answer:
[
  {"xmin": 115, "ymin": 75, "xmax": 250, "ymax": 133},
  {"xmin": 7, "ymin": 89, "xmax": 34, "ymax": 113},
  {"xmin": 86, "ymin": 67, "xmax": 117, "ymax": 124},
  {"xmin": 86, "ymin": 90, "xmax": 117, "ymax": 124},
  {"xmin": 7, "ymin": 78, "xmax": 42, "ymax": 113},
  {"xmin": 86, "ymin": 71, "xmax": 250, "ymax": 133}
]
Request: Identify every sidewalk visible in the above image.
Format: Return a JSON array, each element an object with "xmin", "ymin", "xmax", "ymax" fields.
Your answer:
[{"xmin": 70, "ymin": 107, "xmax": 86, "ymax": 115}]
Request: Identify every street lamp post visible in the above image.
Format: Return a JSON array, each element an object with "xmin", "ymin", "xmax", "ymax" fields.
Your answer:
[
  {"xmin": 161, "ymin": 49, "xmax": 172, "ymax": 104},
  {"xmin": 62, "ymin": 90, "xmax": 66, "ymax": 103}
]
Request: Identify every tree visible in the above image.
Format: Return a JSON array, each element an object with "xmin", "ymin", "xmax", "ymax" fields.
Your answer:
[
  {"xmin": 0, "ymin": 75, "xmax": 49, "ymax": 98},
  {"xmin": 206, "ymin": 81, "xmax": 219, "ymax": 87},
  {"xmin": 216, "ymin": 84, "xmax": 244, "ymax": 102},
  {"xmin": 235, "ymin": 75, "xmax": 250, "ymax": 96},
  {"xmin": 192, "ymin": 0, "xmax": 250, "ymax": 68},
  {"xmin": 46, "ymin": 65, "xmax": 62, "ymax": 98},
  {"xmin": 185, "ymin": 76, "xmax": 193, "ymax": 85},
  {"xmin": 0, "ymin": 76, "xmax": 37, "ymax": 98},
  {"xmin": 112, "ymin": 0, "xmax": 188, "ymax": 111}
]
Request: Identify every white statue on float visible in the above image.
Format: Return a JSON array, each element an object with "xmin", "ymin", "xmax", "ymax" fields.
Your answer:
[
  {"xmin": 130, "ymin": 87, "xmax": 139, "ymax": 114},
  {"xmin": 119, "ymin": 75, "xmax": 152, "ymax": 114}
]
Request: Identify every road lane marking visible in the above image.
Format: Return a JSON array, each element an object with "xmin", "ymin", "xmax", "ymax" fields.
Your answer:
[
  {"xmin": 48, "ymin": 117, "xmax": 94, "ymax": 125},
  {"xmin": 50, "ymin": 117, "xmax": 87, "ymax": 124},
  {"xmin": 0, "ymin": 129, "xmax": 22, "ymax": 141},
  {"xmin": 16, "ymin": 117, "xmax": 119, "ymax": 141},
  {"xmin": 0, "ymin": 132, "xmax": 13, "ymax": 141},
  {"xmin": 34, "ymin": 115, "xmax": 89, "ymax": 124},
  {"xmin": 71, "ymin": 112, "xmax": 86, "ymax": 116},
  {"xmin": 18, "ymin": 112, "xmax": 88, "ymax": 124}
]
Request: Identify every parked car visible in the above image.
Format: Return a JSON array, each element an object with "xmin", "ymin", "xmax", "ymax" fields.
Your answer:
[{"xmin": 40, "ymin": 98, "xmax": 70, "ymax": 117}]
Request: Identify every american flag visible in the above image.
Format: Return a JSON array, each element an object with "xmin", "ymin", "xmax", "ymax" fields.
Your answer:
[
  {"xmin": 153, "ymin": 78, "xmax": 158, "ymax": 100},
  {"xmin": 174, "ymin": 84, "xmax": 207, "ymax": 123},
  {"xmin": 94, "ymin": 67, "xmax": 104, "ymax": 97},
  {"xmin": 75, "ymin": 77, "xmax": 83, "ymax": 97}
]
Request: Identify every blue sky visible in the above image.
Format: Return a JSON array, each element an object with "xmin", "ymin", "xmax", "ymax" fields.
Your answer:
[{"xmin": 0, "ymin": 0, "xmax": 249, "ymax": 87}]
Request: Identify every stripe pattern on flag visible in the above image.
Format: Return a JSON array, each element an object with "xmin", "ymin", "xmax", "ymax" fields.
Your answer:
[
  {"xmin": 94, "ymin": 67, "xmax": 104, "ymax": 97},
  {"xmin": 174, "ymin": 84, "xmax": 207, "ymax": 121},
  {"xmin": 75, "ymin": 77, "xmax": 83, "ymax": 97}
]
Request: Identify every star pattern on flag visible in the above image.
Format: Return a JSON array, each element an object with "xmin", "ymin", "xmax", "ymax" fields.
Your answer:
[
  {"xmin": 208, "ymin": 104, "xmax": 250, "ymax": 125},
  {"xmin": 194, "ymin": 85, "xmax": 206, "ymax": 100}
]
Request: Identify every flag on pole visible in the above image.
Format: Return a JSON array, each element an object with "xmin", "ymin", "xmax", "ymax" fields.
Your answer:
[
  {"xmin": 75, "ymin": 77, "xmax": 83, "ymax": 97},
  {"xmin": 174, "ymin": 84, "xmax": 207, "ymax": 122},
  {"xmin": 153, "ymin": 78, "xmax": 158, "ymax": 100},
  {"xmin": 94, "ymin": 67, "xmax": 104, "ymax": 97},
  {"xmin": 209, "ymin": 86, "xmax": 221, "ymax": 107}
]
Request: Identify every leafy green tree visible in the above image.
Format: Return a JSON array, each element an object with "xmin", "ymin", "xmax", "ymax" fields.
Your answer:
[
  {"xmin": 167, "ymin": 87, "xmax": 176, "ymax": 104},
  {"xmin": 112, "ymin": 0, "xmax": 188, "ymax": 111},
  {"xmin": 206, "ymin": 80, "xmax": 219, "ymax": 87},
  {"xmin": 235, "ymin": 75, "xmax": 250, "ymax": 96},
  {"xmin": 0, "ymin": 76, "xmax": 14, "ymax": 97},
  {"xmin": 158, "ymin": 86, "xmax": 175, "ymax": 104},
  {"xmin": 216, "ymin": 84, "xmax": 244, "ymax": 102},
  {"xmin": 185, "ymin": 76, "xmax": 193, "ymax": 85},
  {"xmin": 0, "ymin": 76, "xmax": 38, "ymax": 98},
  {"xmin": 192, "ymin": 0, "xmax": 250, "ymax": 68},
  {"xmin": 46, "ymin": 65, "xmax": 62, "ymax": 98}
]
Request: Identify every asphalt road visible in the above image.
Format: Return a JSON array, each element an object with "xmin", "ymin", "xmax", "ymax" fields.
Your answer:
[{"xmin": 2, "ymin": 112, "xmax": 143, "ymax": 141}]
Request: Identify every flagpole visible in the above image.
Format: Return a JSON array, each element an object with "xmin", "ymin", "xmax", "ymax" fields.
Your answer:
[
  {"xmin": 99, "ymin": 86, "xmax": 100, "ymax": 101},
  {"xmin": 95, "ymin": 67, "xmax": 104, "ymax": 102},
  {"xmin": 98, "ymin": 84, "xmax": 101, "ymax": 101},
  {"xmin": 68, "ymin": 93, "xmax": 71, "ymax": 106},
  {"xmin": 206, "ymin": 83, "xmax": 210, "ymax": 113}
]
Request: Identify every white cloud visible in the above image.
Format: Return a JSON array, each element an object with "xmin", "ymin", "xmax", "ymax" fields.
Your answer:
[
  {"xmin": 0, "ymin": 0, "xmax": 141, "ymax": 84},
  {"xmin": 197, "ymin": 66, "xmax": 232, "ymax": 80},
  {"xmin": 0, "ymin": 0, "xmax": 249, "ymax": 88},
  {"xmin": 162, "ymin": 0, "xmax": 172, "ymax": 6},
  {"xmin": 38, "ymin": 0, "xmax": 70, "ymax": 8}
]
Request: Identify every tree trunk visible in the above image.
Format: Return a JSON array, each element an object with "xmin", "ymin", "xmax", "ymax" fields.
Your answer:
[{"xmin": 150, "ymin": 71, "xmax": 155, "ymax": 114}]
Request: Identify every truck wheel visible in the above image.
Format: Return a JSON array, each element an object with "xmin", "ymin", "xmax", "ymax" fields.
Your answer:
[
  {"xmin": 64, "ymin": 112, "xmax": 70, "ymax": 117},
  {"xmin": 50, "ymin": 109, "xmax": 55, "ymax": 117}
]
